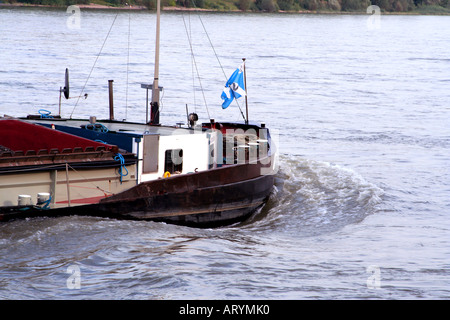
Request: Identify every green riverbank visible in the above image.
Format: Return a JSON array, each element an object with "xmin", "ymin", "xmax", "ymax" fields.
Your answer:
[{"xmin": 1, "ymin": 0, "xmax": 449, "ymax": 14}]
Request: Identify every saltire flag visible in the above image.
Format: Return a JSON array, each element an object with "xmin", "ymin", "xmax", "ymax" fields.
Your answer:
[{"xmin": 221, "ymin": 63, "xmax": 246, "ymax": 109}]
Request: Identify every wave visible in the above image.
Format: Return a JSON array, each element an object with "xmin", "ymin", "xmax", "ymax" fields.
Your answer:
[
  {"xmin": 408, "ymin": 57, "xmax": 450, "ymax": 63},
  {"xmin": 330, "ymin": 131, "xmax": 450, "ymax": 150},
  {"xmin": 244, "ymin": 154, "xmax": 384, "ymax": 237}
]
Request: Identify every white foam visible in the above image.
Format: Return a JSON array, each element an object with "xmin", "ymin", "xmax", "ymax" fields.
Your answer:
[{"xmin": 260, "ymin": 154, "xmax": 385, "ymax": 235}]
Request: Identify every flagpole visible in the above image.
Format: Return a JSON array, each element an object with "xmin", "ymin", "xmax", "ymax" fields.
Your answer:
[{"xmin": 243, "ymin": 58, "xmax": 248, "ymax": 125}]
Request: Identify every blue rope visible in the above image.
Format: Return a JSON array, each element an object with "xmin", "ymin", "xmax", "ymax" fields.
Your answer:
[
  {"xmin": 38, "ymin": 109, "xmax": 53, "ymax": 118},
  {"xmin": 114, "ymin": 153, "xmax": 128, "ymax": 183},
  {"xmin": 38, "ymin": 196, "xmax": 52, "ymax": 210},
  {"xmin": 84, "ymin": 123, "xmax": 109, "ymax": 133}
]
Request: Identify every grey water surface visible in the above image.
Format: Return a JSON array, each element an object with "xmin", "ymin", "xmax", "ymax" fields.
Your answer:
[{"xmin": 0, "ymin": 7, "xmax": 449, "ymax": 299}]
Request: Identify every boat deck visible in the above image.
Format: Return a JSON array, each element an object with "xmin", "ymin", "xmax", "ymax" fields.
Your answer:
[{"xmin": 0, "ymin": 119, "xmax": 135, "ymax": 171}]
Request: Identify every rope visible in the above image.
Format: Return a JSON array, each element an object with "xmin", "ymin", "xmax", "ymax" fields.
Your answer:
[
  {"xmin": 70, "ymin": 12, "xmax": 120, "ymax": 119},
  {"xmin": 185, "ymin": 2, "xmax": 246, "ymax": 122},
  {"xmin": 37, "ymin": 195, "xmax": 51, "ymax": 210},
  {"xmin": 125, "ymin": 4, "xmax": 131, "ymax": 121},
  {"xmin": 84, "ymin": 123, "xmax": 109, "ymax": 133},
  {"xmin": 114, "ymin": 153, "xmax": 128, "ymax": 184},
  {"xmin": 193, "ymin": 7, "xmax": 227, "ymax": 81},
  {"xmin": 38, "ymin": 109, "xmax": 53, "ymax": 118},
  {"xmin": 188, "ymin": 14, "xmax": 197, "ymax": 113},
  {"xmin": 66, "ymin": 163, "xmax": 113, "ymax": 196},
  {"xmin": 182, "ymin": 14, "xmax": 211, "ymax": 121}
]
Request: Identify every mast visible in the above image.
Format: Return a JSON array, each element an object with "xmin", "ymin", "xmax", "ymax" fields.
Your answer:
[{"xmin": 150, "ymin": 0, "xmax": 161, "ymax": 125}]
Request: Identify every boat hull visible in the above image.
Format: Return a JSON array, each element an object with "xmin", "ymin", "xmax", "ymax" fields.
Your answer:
[
  {"xmin": 0, "ymin": 161, "xmax": 274, "ymax": 228},
  {"xmin": 99, "ymin": 173, "xmax": 274, "ymax": 228}
]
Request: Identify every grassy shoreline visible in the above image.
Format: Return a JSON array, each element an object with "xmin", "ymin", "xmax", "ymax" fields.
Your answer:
[{"xmin": 1, "ymin": 2, "xmax": 449, "ymax": 15}]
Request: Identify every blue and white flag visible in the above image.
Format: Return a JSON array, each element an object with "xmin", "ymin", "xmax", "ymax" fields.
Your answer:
[{"xmin": 221, "ymin": 63, "xmax": 246, "ymax": 109}]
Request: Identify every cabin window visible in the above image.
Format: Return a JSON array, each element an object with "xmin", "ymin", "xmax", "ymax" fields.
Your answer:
[{"xmin": 164, "ymin": 149, "xmax": 183, "ymax": 174}]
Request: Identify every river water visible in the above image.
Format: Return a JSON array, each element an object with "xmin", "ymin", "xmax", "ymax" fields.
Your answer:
[{"xmin": 0, "ymin": 7, "xmax": 449, "ymax": 300}]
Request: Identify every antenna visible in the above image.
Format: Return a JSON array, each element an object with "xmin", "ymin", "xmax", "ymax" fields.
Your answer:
[
  {"xmin": 59, "ymin": 68, "xmax": 70, "ymax": 116},
  {"xmin": 63, "ymin": 68, "xmax": 69, "ymax": 99},
  {"xmin": 59, "ymin": 68, "xmax": 88, "ymax": 117}
]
